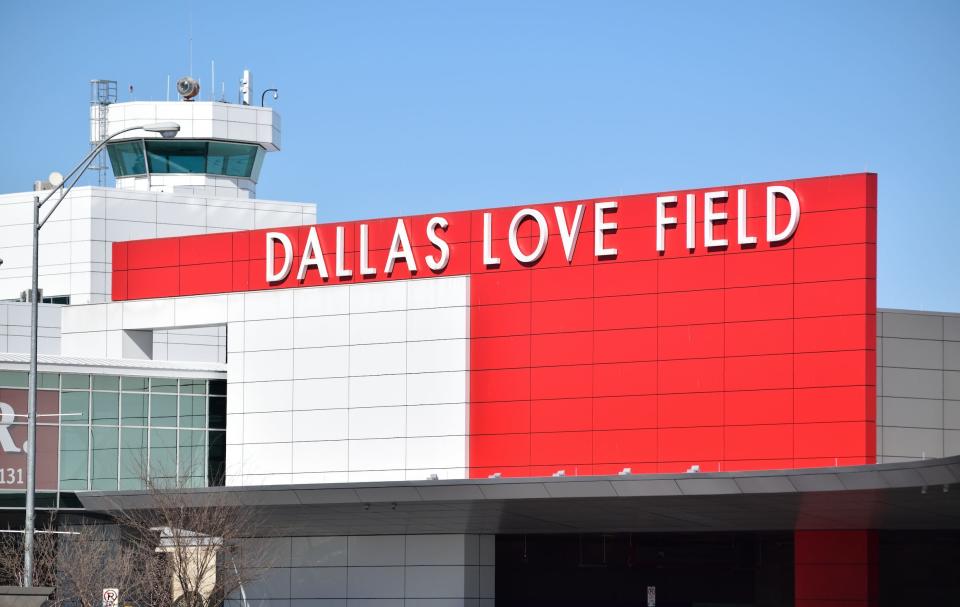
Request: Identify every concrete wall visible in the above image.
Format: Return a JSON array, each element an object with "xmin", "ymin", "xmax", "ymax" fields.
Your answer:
[
  {"xmin": 877, "ymin": 309, "xmax": 960, "ymax": 462},
  {"xmin": 232, "ymin": 534, "xmax": 494, "ymax": 607},
  {"xmin": 0, "ymin": 301, "xmax": 61, "ymax": 355}
]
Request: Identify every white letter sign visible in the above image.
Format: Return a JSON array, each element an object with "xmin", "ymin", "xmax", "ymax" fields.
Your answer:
[
  {"xmin": 594, "ymin": 201, "xmax": 618, "ymax": 257},
  {"xmin": 554, "ymin": 204, "xmax": 584, "ymax": 263},
  {"xmin": 297, "ymin": 226, "xmax": 329, "ymax": 280},
  {"xmin": 508, "ymin": 208, "xmax": 548, "ymax": 264},
  {"xmin": 425, "ymin": 216, "xmax": 450, "ymax": 271},
  {"xmin": 359, "ymin": 224, "xmax": 375, "ymax": 276},
  {"xmin": 483, "ymin": 212, "xmax": 500, "ymax": 266},
  {"xmin": 703, "ymin": 191, "xmax": 728, "ymax": 248},
  {"xmin": 265, "ymin": 232, "xmax": 293, "ymax": 282},
  {"xmin": 656, "ymin": 196, "xmax": 678, "ymax": 253},
  {"xmin": 737, "ymin": 188, "xmax": 758, "ymax": 245},
  {"xmin": 385, "ymin": 219, "xmax": 417, "ymax": 274},
  {"xmin": 766, "ymin": 185, "xmax": 800, "ymax": 242}
]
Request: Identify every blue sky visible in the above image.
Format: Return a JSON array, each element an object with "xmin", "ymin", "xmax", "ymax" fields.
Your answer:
[{"xmin": 2, "ymin": 1, "xmax": 958, "ymax": 311}]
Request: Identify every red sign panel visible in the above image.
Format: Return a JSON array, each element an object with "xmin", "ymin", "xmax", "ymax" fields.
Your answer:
[
  {"xmin": 0, "ymin": 388, "xmax": 60, "ymax": 491},
  {"xmin": 113, "ymin": 173, "xmax": 877, "ymax": 476}
]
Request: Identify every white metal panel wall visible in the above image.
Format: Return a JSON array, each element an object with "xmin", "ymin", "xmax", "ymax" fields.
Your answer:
[
  {"xmin": 60, "ymin": 276, "xmax": 471, "ymax": 485},
  {"xmin": 226, "ymin": 276, "xmax": 470, "ymax": 486},
  {"xmin": 0, "ymin": 302, "xmax": 61, "ymax": 355}
]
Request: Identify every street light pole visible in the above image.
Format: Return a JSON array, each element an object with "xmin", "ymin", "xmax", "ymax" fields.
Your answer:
[
  {"xmin": 21, "ymin": 121, "xmax": 180, "ymax": 587},
  {"xmin": 23, "ymin": 194, "xmax": 39, "ymax": 587}
]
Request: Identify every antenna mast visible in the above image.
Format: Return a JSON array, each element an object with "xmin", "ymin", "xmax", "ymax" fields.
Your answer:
[{"xmin": 88, "ymin": 80, "xmax": 117, "ymax": 186}]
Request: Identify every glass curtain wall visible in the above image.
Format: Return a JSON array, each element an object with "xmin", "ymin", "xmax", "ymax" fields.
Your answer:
[{"xmin": 0, "ymin": 370, "xmax": 226, "ymax": 495}]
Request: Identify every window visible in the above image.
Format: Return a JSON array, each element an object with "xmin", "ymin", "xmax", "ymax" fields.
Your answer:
[
  {"xmin": 121, "ymin": 376, "xmax": 148, "ymax": 392},
  {"xmin": 150, "ymin": 394, "xmax": 178, "ymax": 427},
  {"xmin": 207, "ymin": 141, "xmax": 260, "ymax": 177},
  {"xmin": 119, "ymin": 427, "xmax": 148, "ymax": 489},
  {"xmin": 92, "ymin": 391, "xmax": 119, "ymax": 425},
  {"xmin": 149, "ymin": 429, "xmax": 177, "ymax": 484},
  {"xmin": 106, "ymin": 140, "xmax": 146, "ymax": 176},
  {"xmin": 146, "ymin": 140, "xmax": 207, "ymax": 174},
  {"xmin": 121, "ymin": 393, "xmax": 148, "ymax": 426},
  {"xmin": 90, "ymin": 427, "xmax": 118, "ymax": 490},
  {"xmin": 0, "ymin": 371, "xmax": 27, "ymax": 388},
  {"xmin": 60, "ymin": 426, "xmax": 89, "ymax": 490},
  {"xmin": 179, "ymin": 394, "xmax": 206, "ymax": 429},
  {"xmin": 109, "ymin": 139, "xmax": 264, "ymax": 178},
  {"xmin": 179, "ymin": 430, "xmax": 206, "ymax": 487},
  {"xmin": 61, "ymin": 391, "xmax": 89, "ymax": 424},
  {"xmin": 62, "ymin": 374, "xmax": 90, "ymax": 389}
]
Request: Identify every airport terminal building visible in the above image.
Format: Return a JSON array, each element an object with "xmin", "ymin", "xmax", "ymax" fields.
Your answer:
[{"xmin": 1, "ymin": 94, "xmax": 958, "ymax": 606}]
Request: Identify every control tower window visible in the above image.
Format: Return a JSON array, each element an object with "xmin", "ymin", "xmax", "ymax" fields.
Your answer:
[
  {"xmin": 106, "ymin": 140, "xmax": 264, "ymax": 179},
  {"xmin": 146, "ymin": 140, "xmax": 207, "ymax": 173},
  {"xmin": 106, "ymin": 140, "xmax": 147, "ymax": 176},
  {"xmin": 207, "ymin": 141, "xmax": 260, "ymax": 177}
]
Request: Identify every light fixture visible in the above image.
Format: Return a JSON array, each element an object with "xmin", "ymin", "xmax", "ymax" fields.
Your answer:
[
  {"xmin": 488, "ymin": 472, "xmax": 501, "ymax": 479},
  {"xmin": 552, "ymin": 470, "xmax": 566, "ymax": 477},
  {"xmin": 618, "ymin": 467, "xmax": 632, "ymax": 476},
  {"xmin": 142, "ymin": 121, "xmax": 181, "ymax": 139},
  {"xmin": 685, "ymin": 464, "xmax": 701, "ymax": 474}
]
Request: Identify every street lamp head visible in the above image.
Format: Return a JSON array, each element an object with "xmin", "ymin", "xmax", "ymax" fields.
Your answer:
[{"xmin": 142, "ymin": 122, "xmax": 181, "ymax": 139}]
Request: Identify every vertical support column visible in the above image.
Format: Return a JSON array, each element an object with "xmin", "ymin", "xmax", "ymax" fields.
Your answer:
[{"xmin": 795, "ymin": 530, "xmax": 878, "ymax": 607}]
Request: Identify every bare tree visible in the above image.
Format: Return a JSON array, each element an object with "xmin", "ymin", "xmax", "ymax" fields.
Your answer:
[
  {"xmin": 0, "ymin": 473, "xmax": 266, "ymax": 607},
  {"xmin": 0, "ymin": 517, "xmax": 147, "ymax": 607},
  {"xmin": 111, "ymin": 476, "xmax": 264, "ymax": 607}
]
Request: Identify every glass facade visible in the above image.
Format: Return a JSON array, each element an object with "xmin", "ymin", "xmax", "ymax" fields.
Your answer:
[
  {"xmin": 0, "ymin": 370, "xmax": 226, "ymax": 497},
  {"xmin": 105, "ymin": 139, "xmax": 264, "ymax": 179}
]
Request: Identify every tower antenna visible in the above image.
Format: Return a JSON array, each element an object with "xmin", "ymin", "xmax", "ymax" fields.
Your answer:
[
  {"xmin": 188, "ymin": 2, "xmax": 193, "ymax": 76},
  {"xmin": 88, "ymin": 80, "xmax": 117, "ymax": 186}
]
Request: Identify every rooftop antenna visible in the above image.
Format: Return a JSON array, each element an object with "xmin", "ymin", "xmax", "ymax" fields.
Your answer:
[
  {"xmin": 210, "ymin": 60, "xmax": 215, "ymax": 101},
  {"xmin": 240, "ymin": 69, "xmax": 251, "ymax": 105},
  {"xmin": 88, "ymin": 79, "xmax": 117, "ymax": 186},
  {"xmin": 188, "ymin": 2, "xmax": 193, "ymax": 77},
  {"xmin": 166, "ymin": 74, "xmax": 171, "ymax": 101}
]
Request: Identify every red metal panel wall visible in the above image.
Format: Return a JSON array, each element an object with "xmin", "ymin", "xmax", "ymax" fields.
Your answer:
[
  {"xmin": 795, "ymin": 530, "xmax": 878, "ymax": 607},
  {"xmin": 468, "ymin": 174, "xmax": 876, "ymax": 476},
  {"xmin": 112, "ymin": 173, "xmax": 877, "ymax": 478}
]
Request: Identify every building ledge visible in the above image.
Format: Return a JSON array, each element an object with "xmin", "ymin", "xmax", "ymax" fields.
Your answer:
[{"xmin": 80, "ymin": 455, "xmax": 960, "ymax": 535}]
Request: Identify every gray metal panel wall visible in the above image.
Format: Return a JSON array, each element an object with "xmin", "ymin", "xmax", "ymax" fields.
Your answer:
[
  {"xmin": 227, "ymin": 534, "xmax": 495, "ymax": 607},
  {"xmin": 877, "ymin": 309, "xmax": 960, "ymax": 462}
]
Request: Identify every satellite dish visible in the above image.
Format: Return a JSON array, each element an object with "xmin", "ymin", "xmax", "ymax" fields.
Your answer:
[
  {"xmin": 176, "ymin": 76, "xmax": 200, "ymax": 100},
  {"xmin": 48, "ymin": 171, "xmax": 64, "ymax": 187}
]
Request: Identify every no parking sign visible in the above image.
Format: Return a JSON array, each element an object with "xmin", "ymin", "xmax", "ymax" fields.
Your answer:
[{"xmin": 102, "ymin": 588, "xmax": 119, "ymax": 607}]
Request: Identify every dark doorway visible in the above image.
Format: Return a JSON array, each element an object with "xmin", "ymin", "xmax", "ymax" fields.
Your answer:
[
  {"xmin": 495, "ymin": 532, "xmax": 793, "ymax": 607},
  {"xmin": 879, "ymin": 530, "xmax": 960, "ymax": 605}
]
